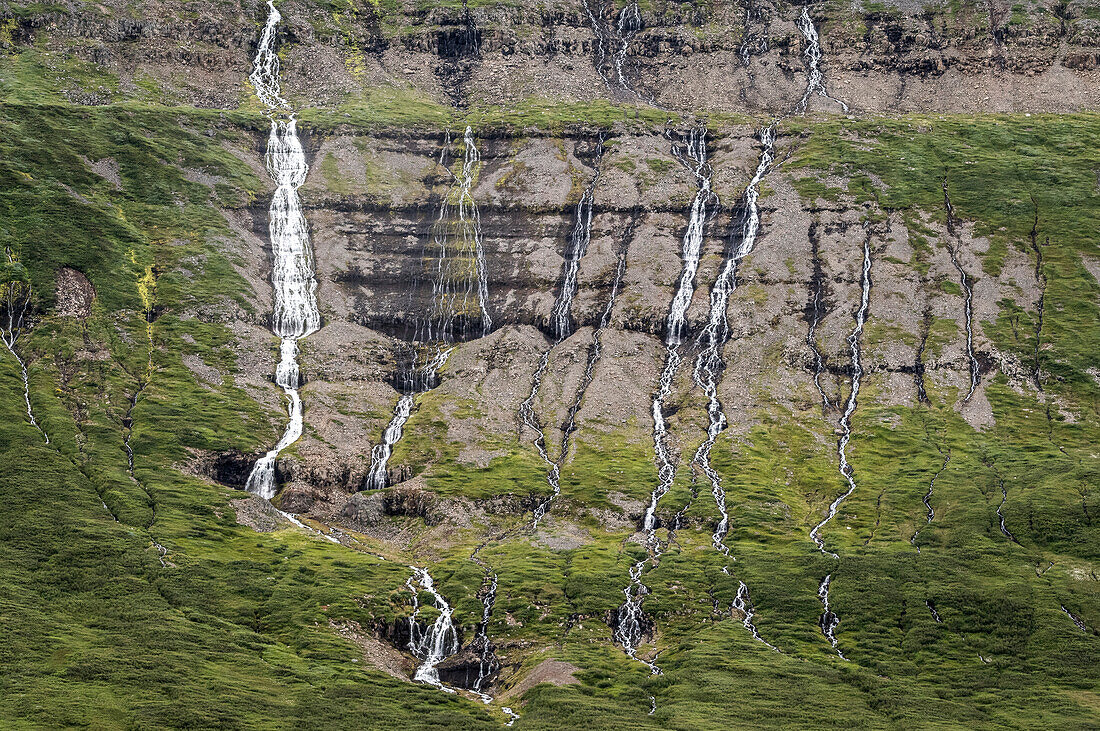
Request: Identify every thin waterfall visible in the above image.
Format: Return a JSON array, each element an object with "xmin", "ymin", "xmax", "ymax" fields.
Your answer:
[
  {"xmin": 613, "ymin": 2, "xmax": 642, "ymax": 93},
  {"xmin": 810, "ymin": 232, "xmax": 870, "ymax": 658},
  {"xmin": 943, "ymin": 180, "xmax": 980, "ymax": 403},
  {"xmin": 368, "ymin": 128, "xmax": 490, "ymax": 489},
  {"xmin": 818, "ymin": 573, "xmax": 845, "ymax": 659},
  {"xmin": 738, "ymin": 0, "xmax": 770, "ymax": 66},
  {"xmin": 926, "ymin": 600, "xmax": 942, "ymax": 623},
  {"xmin": 470, "ymin": 571, "xmax": 499, "ymax": 696},
  {"xmin": 688, "ymin": 126, "xmax": 780, "ymax": 650},
  {"xmin": 794, "ymin": 6, "xmax": 848, "ymax": 113},
  {"xmin": 692, "ymin": 125, "xmax": 774, "ymax": 560},
  {"xmin": 810, "ymin": 232, "xmax": 871, "ymax": 559},
  {"xmin": 733, "ymin": 581, "xmax": 779, "ymax": 651},
  {"xmin": 405, "ymin": 566, "xmax": 460, "ymax": 690},
  {"xmin": 614, "ymin": 126, "xmax": 715, "ymax": 672},
  {"xmin": 245, "ymin": 0, "xmax": 322, "ymax": 500},
  {"xmin": 522, "ymin": 143, "xmax": 619, "ymax": 527},
  {"xmin": 1, "ymin": 249, "xmax": 48, "ymax": 444},
  {"xmin": 551, "ymin": 137, "xmax": 604, "ymax": 341},
  {"xmin": 581, "ymin": 0, "xmax": 643, "ymax": 98}
]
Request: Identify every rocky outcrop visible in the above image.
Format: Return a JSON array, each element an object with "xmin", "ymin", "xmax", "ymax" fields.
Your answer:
[{"xmin": 5, "ymin": 0, "xmax": 1098, "ymax": 112}]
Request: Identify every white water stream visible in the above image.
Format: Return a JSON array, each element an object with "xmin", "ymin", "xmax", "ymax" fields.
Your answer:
[
  {"xmin": 810, "ymin": 234, "xmax": 871, "ymax": 558},
  {"xmin": 692, "ymin": 125, "xmax": 774, "ymax": 560},
  {"xmin": 2, "ymin": 249, "xmax": 48, "ymax": 444},
  {"xmin": 245, "ymin": 1, "xmax": 321, "ymax": 500},
  {"xmin": 406, "ymin": 566, "xmax": 460, "ymax": 690},
  {"xmin": 368, "ymin": 127, "xmax": 490, "ymax": 488},
  {"xmin": 614, "ymin": 127, "xmax": 715, "ymax": 672},
  {"xmin": 794, "ymin": 6, "xmax": 849, "ymax": 114}
]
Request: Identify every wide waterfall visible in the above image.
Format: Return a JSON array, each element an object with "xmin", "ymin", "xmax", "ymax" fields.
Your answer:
[
  {"xmin": 405, "ymin": 566, "xmax": 459, "ymax": 690},
  {"xmin": 245, "ymin": 0, "xmax": 321, "ymax": 500}
]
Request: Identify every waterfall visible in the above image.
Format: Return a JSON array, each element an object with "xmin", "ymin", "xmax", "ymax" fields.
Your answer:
[
  {"xmin": 614, "ymin": 126, "xmax": 715, "ymax": 671},
  {"xmin": 1, "ymin": 250, "xmax": 48, "ymax": 444},
  {"xmin": 817, "ymin": 574, "xmax": 845, "ymax": 659},
  {"xmin": 692, "ymin": 125, "xmax": 774, "ymax": 559},
  {"xmin": 613, "ymin": 2, "xmax": 642, "ymax": 92},
  {"xmin": 733, "ymin": 581, "xmax": 779, "ymax": 651},
  {"xmin": 405, "ymin": 566, "xmax": 459, "ymax": 690},
  {"xmin": 809, "ymin": 233, "xmax": 871, "ymax": 558},
  {"xmin": 245, "ymin": 1, "xmax": 321, "ymax": 500},
  {"xmin": 367, "ymin": 347, "xmax": 452, "ymax": 490},
  {"xmin": 738, "ymin": 0, "xmax": 770, "ymax": 66},
  {"xmin": 550, "ymin": 137, "xmax": 604, "ymax": 341},
  {"xmin": 582, "ymin": 0, "xmax": 643, "ymax": 98},
  {"xmin": 523, "ymin": 146, "xmax": 623, "ymax": 527},
  {"xmin": 794, "ymin": 6, "xmax": 848, "ymax": 113},
  {"xmin": 520, "ymin": 350, "xmax": 561, "ymax": 527},
  {"xmin": 927, "ymin": 600, "xmax": 942, "ymax": 623},
  {"xmin": 997, "ymin": 478, "xmax": 1018, "ymax": 543},
  {"xmin": 471, "ymin": 571, "xmax": 499, "ymax": 694},
  {"xmin": 368, "ymin": 128, "xmax": 491, "ymax": 488}
]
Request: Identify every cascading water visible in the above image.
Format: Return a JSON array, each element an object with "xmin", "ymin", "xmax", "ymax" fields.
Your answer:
[
  {"xmin": 523, "ymin": 145, "xmax": 619, "ymax": 527},
  {"xmin": 943, "ymin": 180, "xmax": 980, "ymax": 403},
  {"xmin": 692, "ymin": 125, "xmax": 774, "ymax": 560},
  {"xmin": 738, "ymin": 0, "xmax": 770, "ymax": 66},
  {"xmin": 405, "ymin": 566, "xmax": 460, "ymax": 691},
  {"xmin": 550, "ymin": 137, "xmax": 603, "ymax": 341},
  {"xmin": 733, "ymin": 581, "xmax": 779, "ymax": 651},
  {"xmin": 810, "ymin": 232, "xmax": 871, "ymax": 558},
  {"xmin": 245, "ymin": 0, "xmax": 322, "ymax": 500},
  {"xmin": 614, "ymin": 126, "xmax": 715, "ymax": 672},
  {"xmin": 810, "ymin": 232, "xmax": 870, "ymax": 657},
  {"xmin": 927, "ymin": 600, "xmax": 942, "ymax": 623},
  {"xmin": 367, "ymin": 347, "xmax": 452, "ymax": 490},
  {"xmin": 1, "ymin": 249, "xmax": 48, "ymax": 444},
  {"xmin": 581, "ymin": 0, "xmax": 643, "ymax": 98},
  {"xmin": 794, "ymin": 6, "xmax": 848, "ymax": 114},
  {"xmin": 471, "ymin": 571, "xmax": 499, "ymax": 696},
  {"xmin": 368, "ymin": 128, "xmax": 490, "ymax": 489},
  {"xmin": 613, "ymin": 2, "xmax": 642, "ymax": 92},
  {"xmin": 817, "ymin": 573, "xmax": 845, "ymax": 659}
]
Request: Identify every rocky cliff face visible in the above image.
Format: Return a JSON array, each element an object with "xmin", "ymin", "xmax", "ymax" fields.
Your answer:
[
  {"xmin": 7, "ymin": 0, "xmax": 1100, "ymax": 111},
  {"xmin": 2, "ymin": 0, "xmax": 1100, "ymax": 728}
]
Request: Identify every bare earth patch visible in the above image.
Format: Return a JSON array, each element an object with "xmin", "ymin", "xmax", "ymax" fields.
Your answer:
[
  {"xmin": 500, "ymin": 659, "xmax": 580, "ymax": 702},
  {"xmin": 330, "ymin": 620, "xmax": 414, "ymax": 680}
]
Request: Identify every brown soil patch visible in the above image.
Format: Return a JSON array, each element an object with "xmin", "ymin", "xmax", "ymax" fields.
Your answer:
[{"xmin": 499, "ymin": 659, "xmax": 580, "ymax": 702}]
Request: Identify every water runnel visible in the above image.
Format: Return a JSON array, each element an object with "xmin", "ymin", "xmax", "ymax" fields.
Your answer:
[
  {"xmin": 1, "ymin": 249, "xmax": 48, "ymax": 444},
  {"xmin": 810, "ymin": 231, "xmax": 871, "ymax": 558}
]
